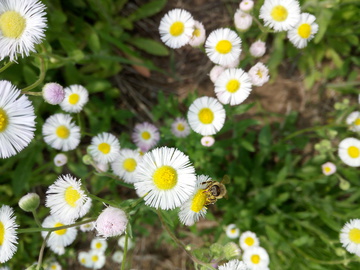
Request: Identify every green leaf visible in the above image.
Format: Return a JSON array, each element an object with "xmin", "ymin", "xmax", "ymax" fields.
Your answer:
[
  {"xmin": 314, "ymin": 9, "xmax": 333, "ymax": 44},
  {"xmin": 240, "ymin": 140, "xmax": 255, "ymax": 152},
  {"xmin": 129, "ymin": 38, "xmax": 169, "ymax": 56},
  {"xmin": 128, "ymin": 0, "xmax": 167, "ymax": 21}
]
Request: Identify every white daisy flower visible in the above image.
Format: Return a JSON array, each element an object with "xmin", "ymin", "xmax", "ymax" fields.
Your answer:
[
  {"xmin": 91, "ymin": 237, "xmax": 107, "ymax": 253},
  {"xmin": 0, "ymin": 80, "xmax": 35, "ymax": 159},
  {"xmin": 60, "ymin": 85, "xmax": 89, "ymax": 113},
  {"xmin": 118, "ymin": 235, "xmax": 134, "ymax": 250},
  {"xmin": 178, "ymin": 175, "xmax": 211, "ymax": 226},
  {"xmin": 205, "ymin": 28, "xmax": 242, "ymax": 66},
  {"xmin": 226, "ymin": 224, "xmax": 240, "ymax": 239},
  {"xmin": 209, "ymin": 65, "xmax": 226, "ymax": 83},
  {"xmin": 259, "ymin": 0, "xmax": 301, "ymax": 32},
  {"xmin": 0, "ymin": 0, "xmax": 47, "ymax": 61},
  {"xmin": 132, "ymin": 122, "xmax": 160, "ymax": 152},
  {"xmin": 42, "ymin": 113, "xmax": 80, "ymax": 151},
  {"xmin": 287, "ymin": 13, "xmax": 319, "ymax": 49},
  {"xmin": 41, "ymin": 215, "xmax": 78, "ymax": 255},
  {"xmin": 346, "ymin": 111, "xmax": 360, "ymax": 132},
  {"xmin": 201, "ymin": 136, "xmax": 215, "ymax": 147},
  {"xmin": 112, "ymin": 250, "xmax": 124, "ymax": 263},
  {"xmin": 338, "ymin": 138, "xmax": 360, "ymax": 167},
  {"xmin": 340, "ymin": 219, "xmax": 360, "ymax": 256},
  {"xmin": 240, "ymin": 0, "xmax": 254, "ymax": 12},
  {"xmin": 248, "ymin": 62, "xmax": 270, "ymax": 87},
  {"xmin": 0, "ymin": 205, "xmax": 18, "ymax": 263},
  {"xmin": 54, "ymin": 153, "xmax": 68, "ymax": 167},
  {"xmin": 214, "ymin": 68, "xmax": 252, "ymax": 106},
  {"xmin": 78, "ymin": 251, "xmax": 92, "ymax": 268},
  {"xmin": 239, "ymin": 231, "xmax": 260, "ymax": 250},
  {"xmin": 159, "ymin": 9, "xmax": 194, "ymax": 49},
  {"xmin": 187, "ymin": 96, "xmax": 226, "ymax": 136},
  {"xmin": 243, "ymin": 246, "xmax": 270, "ymax": 270},
  {"xmin": 45, "ymin": 174, "xmax": 92, "ymax": 224},
  {"xmin": 189, "ymin": 20, "xmax": 206, "ymax": 47},
  {"xmin": 88, "ymin": 132, "xmax": 121, "ymax": 164},
  {"xmin": 88, "ymin": 250, "xmax": 106, "ymax": 269},
  {"xmin": 219, "ymin": 259, "xmax": 250, "ymax": 270},
  {"xmin": 171, "ymin": 117, "xmax": 191, "ymax": 138},
  {"xmin": 111, "ymin": 148, "xmax": 142, "ymax": 184},
  {"xmin": 45, "ymin": 261, "xmax": 61, "ymax": 270},
  {"xmin": 134, "ymin": 147, "xmax": 196, "ymax": 210},
  {"xmin": 79, "ymin": 218, "xmax": 95, "ymax": 232},
  {"xmin": 234, "ymin": 9, "xmax": 253, "ymax": 32},
  {"xmin": 321, "ymin": 162, "xmax": 336, "ymax": 176}
]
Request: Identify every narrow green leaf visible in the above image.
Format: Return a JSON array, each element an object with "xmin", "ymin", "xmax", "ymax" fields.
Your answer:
[
  {"xmin": 128, "ymin": 0, "xmax": 167, "ymax": 21},
  {"xmin": 129, "ymin": 38, "xmax": 169, "ymax": 56}
]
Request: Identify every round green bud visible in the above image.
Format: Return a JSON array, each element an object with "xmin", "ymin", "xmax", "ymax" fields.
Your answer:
[
  {"xmin": 19, "ymin": 193, "xmax": 40, "ymax": 212},
  {"xmin": 223, "ymin": 242, "xmax": 241, "ymax": 260},
  {"xmin": 210, "ymin": 243, "xmax": 223, "ymax": 257},
  {"xmin": 335, "ymin": 247, "xmax": 346, "ymax": 256},
  {"xmin": 339, "ymin": 180, "xmax": 350, "ymax": 191},
  {"xmin": 82, "ymin": 154, "xmax": 93, "ymax": 165}
]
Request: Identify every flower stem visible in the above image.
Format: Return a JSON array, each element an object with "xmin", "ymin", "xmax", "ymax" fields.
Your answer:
[
  {"xmin": 157, "ymin": 210, "xmax": 216, "ymax": 270},
  {"xmin": 121, "ymin": 232, "xmax": 129, "ymax": 270},
  {"xmin": 32, "ymin": 211, "xmax": 42, "ymax": 228},
  {"xmin": 0, "ymin": 61, "xmax": 13, "ymax": 73},
  {"xmin": 22, "ymin": 91, "xmax": 43, "ymax": 96},
  {"xmin": 37, "ymin": 231, "xmax": 51, "ymax": 270},
  {"xmin": 22, "ymin": 55, "xmax": 46, "ymax": 92}
]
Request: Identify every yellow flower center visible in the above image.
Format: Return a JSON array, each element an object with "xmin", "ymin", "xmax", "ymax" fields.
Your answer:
[
  {"xmin": 92, "ymin": 255, "xmax": 99, "ymax": 262},
  {"xmin": 190, "ymin": 190, "xmax": 207, "ymax": 212},
  {"xmin": 170, "ymin": 21, "xmax": 184, "ymax": 37},
  {"xmin": 81, "ymin": 258, "xmax": 86, "ymax": 264},
  {"xmin": 51, "ymin": 265, "xmax": 57, "ymax": 270},
  {"xmin": 141, "ymin": 131, "xmax": 151, "ymax": 140},
  {"xmin": 95, "ymin": 242, "xmax": 102, "ymax": 249},
  {"xmin": 0, "ymin": 108, "xmax": 9, "ymax": 133},
  {"xmin": 0, "ymin": 11, "xmax": 26, "ymax": 38},
  {"xmin": 68, "ymin": 93, "xmax": 80, "ymax": 105},
  {"xmin": 54, "ymin": 222, "xmax": 67, "ymax": 235},
  {"xmin": 56, "ymin": 125, "xmax": 70, "ymax": 139},
  {"xmin": 65, "ymin": 186, "xmax": 81, "ymax": 207},
  {"xmin": 245, "ymin": 236, "xmax": 255, "ymax": 246},
  {"xmin": 298, "ymin": 23, "xmax": 311, "ymax": 39},
  {"xmin": 193, "ymin": 28, "xmax": 201, "ymax": 37},
  {"xmin": 355, "ymin": 118, "xmax": 360, "ymax": 126},
  {"xmin": 271, "ymin": 5, "xmax": 288, "ymax": 22},
  {"xmin": 0, "ymin": 222, "xmax": 4, "ymax": 245},
  {"xmin": 226, "ymin": 79, "xmax": 240, "ymax": 93},
  {"xmin": 98, "ymin": 142, "xmax": 111, "ymax": 154},
  {"xmin": 230, "ymin": 228, "xmax": 237, "ymax": 234},
  {"xmin": 251, "ymin": 254, "xmax": 260, "ymax": 264},
  {"xmin": 153, "ymin": 165, "xmax": 177, "ymax": 190},
  {"xmin": 216, "ymin": 40, "xmax": 232, "ymax": 54},
  {"xmin": 349, "ymin": 228, "xmax": 360, "ymax": 244},
  {"xmin": 256, "ymin": 69, "xmax": 263, "ymax": 78},
  {"xmin": 348, "ymin": 146, "xmax": 360, "ymax": 158},
  {"xmin": 198, "ymin": 108, "xmax": 214, "ymax": 124},
  {"xmin": 324, "ymin": 166, "xmax": 331, "ymax": 173},
  {"xmin": 123, "ymin": 158, "xmax": 137, "ymax": 172},
  {"xmin": 177, "ymin": 123, "xmax": 185, "ymax": 131}
]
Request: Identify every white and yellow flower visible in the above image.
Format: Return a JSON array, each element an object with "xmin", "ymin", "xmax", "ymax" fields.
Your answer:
[
  {"xmin": 205, "ymin": 28, "xmax": 242, "ymax": 66},
  {"xmin": 259, "ymin": 0, "xmax": 301, "ymax": 32},
  {"xmin": 340, "ymin": 219, "xmax": 360, "ymax": 256},
  {"xmin": 0, "ymin": 0, "xmax": 47, "ymax": 61},
  {"xmin": 218, "ymin": 259, "xmax": 249, "ymax": 270},
  {"xmin": 111, "ymin": 148, "xmax": 142, "ymax": 184},
  {"xmin": 159, "ymin": 9, "xmax": 194, "ymax": 49},
  {"xmin": 132, "ymin": 122, "xmax": 160, "ymax": 153},
  {"xmin": 0, "ymin": 205, "xmax": 18, "ymax": 263},
  {"xmin": 248, "ymin": 62, "xmax": 270, "ymax": 87},
  {"xmin": 288, "ymin": 13, "xmax": 318, "ymax": 49},
  {"xmin": 171, "ymin": 117, "xmax": 191, "ymax": 138},
  {"xmin": 60, "ymin": 85, "xmax": 89, "ymax": 113},
  {"xmin": 346, "ymin": 111, "xmax": 360, "ymax": 132},
  {"xmin": 88, "ymin": 132, "xmax": 121, "ymax": 164},
  {"xmin": 338, "ymin": 137, "xmax": 360, "ymax": 167},
  {"xmin": 42, "ymin": 113, "xmax": 80, "ymax": 152},
  {"xmin": 45, "ymin": 174, "xmax": 92, "ymax": 224},
  {"xmin": 134, "ymin": 147, "xmax": 196, "ymax": 210},
  {"xmin": 187, "ymin": 96, "xmax": 226, "ymax": 136},
  {"xmin": 189, "ymin": 20, "xmax": 206, "ymax": 47},
  {"xmin": 178, "ymin": 175, "xmax": 211, "ymax": 226},
  {"xmin": 0, "ymin": 80, "xmax": 36, "ymax": 159},
  {"xmin": 91, "ymin": 237, "xmax": 107, "ymax": 253},
  {"xmin": 243, "ymin": 246, "xmax": 270, "ymax": 270},
  {"xmin": 226, "ymin": 224, "xmax": 240, "ymax": 239},
  {"xmin": 88, "ymin": 250, "xmax": 106, "ymax": 269},
  {"xmin": 214, "ymin": 68, "xmax": 252, "ymax": 106},
  {"xmin": 321, "ymin": 162, "xmax": 336, "ymax": 176},
  {"xmin": 239, "ymin": 231, "xmax": 260, "ymax": 250}
]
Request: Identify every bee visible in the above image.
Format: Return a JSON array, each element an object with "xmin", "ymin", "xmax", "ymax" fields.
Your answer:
[{"xmin": 202, "ymin": 175, "xmax": 230, "ymax": 206}]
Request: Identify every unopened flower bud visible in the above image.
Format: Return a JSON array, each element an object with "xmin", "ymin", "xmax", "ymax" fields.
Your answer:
[
  {"xmin": 82, "ymin": 154, "xmax": 93, "ymax": 165},
  {"xmin": 223, "ymin": 242, "xmax": 241, "ymax": 260},
  {"xmin": 42, "ymin": 83, "xmax": 65, "ymax": 105},
  {"xmin": 19, "ymin": 193, "xmax": 40, "ymax": 212}
]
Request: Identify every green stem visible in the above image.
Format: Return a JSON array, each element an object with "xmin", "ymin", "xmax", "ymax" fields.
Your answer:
[
  {"xmin": 18, "ymin": 217, "xmax": 97, "ymax": 234},
  {"xmin": 22, "ymin": 91, "xmax": 43, "ymax": 96},
  {"xmin": 0, "ymin": 61, "xmax": 13, "ymax": 73},
  {"xmin": 37, "ymin": 231, "xmax": 51, "ymax": 270},
  {"xmin": 157, "ymin": 210, "xmax": 216, "ymax": 270},
  {"xmin": 32, "ymin": 211, "xmax": 42, "ymax": 228},
  {"xmin": 87, "ymin": 193, "xmax": 119, "ymax": 208},
  {"xmin": 22, "ymin": 55, "xmax": 46, "ymax": 92},
  {"xmin": 121, "ymin": 232, "xmax": 129, "ymax": 270}
]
